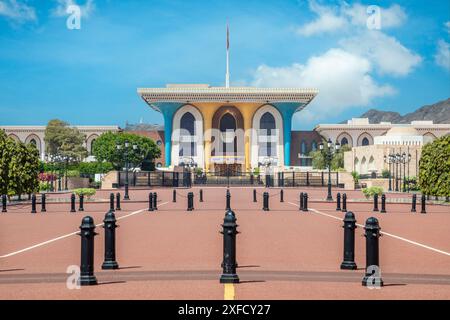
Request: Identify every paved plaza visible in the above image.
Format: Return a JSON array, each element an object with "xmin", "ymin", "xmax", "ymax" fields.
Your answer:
[{"xmin": 0, "ymin": 187, "xmax": 449, "ymax": 300}]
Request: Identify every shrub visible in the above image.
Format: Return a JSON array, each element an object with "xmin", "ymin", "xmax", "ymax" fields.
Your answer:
[
  {"xmin": 418, "ymin": 135, "xmax": 450, "ymax": 197},
  {"xmin": 39, "ymin": 182, "xmax": 52, "ymax": 192},
  {"xmin": 362, "ymin": 186, "xmax": 384, "ymax": 199},
  {"xmin": 73, "ymin": 188, "xmax": 96, "ymax": 199},
  {"xmin": 381, "ymin": 169, "xmax": 390, "ymax": 178},
  {"xmin": 78, "ymin": 162, "xmax": 114, "ymax": 175},
  {"xmin": 351, "ymin": 171, "xmax": 359, "ymax": 184}
]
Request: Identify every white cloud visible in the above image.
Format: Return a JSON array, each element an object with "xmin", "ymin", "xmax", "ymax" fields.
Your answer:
[
  {"xmin": 297, "ymin": 1, "xmax": 407, "ymax": 36},
  {"xmin": 252, "ymin": 48, "xmax": 395, "ymax": 117},
  {"xmin": 52, "ymin": 0, "xmax": 95, "ymax": 18},
  {"xmin": 297, "ymin": 1, "xmax": 347, "ymax": 36},
  {"xmin": 435, "ymin": 40, "xmax": 450, "ymax": 72},
  {"xmin": 445, "ymin": 21, "xmax": 450, "ymax": 35},
  {"xmin": 340, "ymin": 31, "xmax": 422, "ymax": 76},
  {"xmin": 0, "ymin": 0, "xmax": 36, "ymax": 22}
]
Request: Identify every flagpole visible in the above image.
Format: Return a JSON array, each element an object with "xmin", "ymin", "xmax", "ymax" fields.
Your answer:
[{"xmin": 226, "ymin": 24, "xmax": 230, "ymax": 88}]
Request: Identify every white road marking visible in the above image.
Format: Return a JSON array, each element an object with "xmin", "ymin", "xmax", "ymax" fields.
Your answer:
[
  {"xmin": 287, "ymin": 202, "xmax": 450, "ymax": 257},
  {"xmin": 0, "ymin": 202, "xmax": 169, "ymax": 259}
]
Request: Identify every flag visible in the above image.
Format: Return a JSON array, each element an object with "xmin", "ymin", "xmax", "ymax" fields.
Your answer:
[{"xmin": 227, "ymin": 24, "xmax": 229, "ymax": 50}]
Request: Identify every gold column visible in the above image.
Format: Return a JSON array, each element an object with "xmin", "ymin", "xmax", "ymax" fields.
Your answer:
[
  {"xmin": 240, "ymin": 106, "xmax": 254, "ymax": 171},
  {"xmin": 202, "ymin": 106, "xmax": 215, "ymax": 172}
]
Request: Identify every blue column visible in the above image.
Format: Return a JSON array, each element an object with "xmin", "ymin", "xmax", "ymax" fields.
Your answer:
[
  {"xmin": 163, "ymin": 112, "xmax": 173, "ymax": 166},
  {"xmin": 156, "ymin": 103, "xmax": 183, "ymax": 167},
  {"xmin": 272, "ymin": 103, "xmax": 305, "ymax": 167},
  {"xmin": 283, "ymin": 111, "xmax": 293, "ymax": 167}
]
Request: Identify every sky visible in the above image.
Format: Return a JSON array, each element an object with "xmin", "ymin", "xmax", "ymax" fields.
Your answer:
[{"xmin": 0, "ymin": 0, "xmax": 449, "ymax": 130}]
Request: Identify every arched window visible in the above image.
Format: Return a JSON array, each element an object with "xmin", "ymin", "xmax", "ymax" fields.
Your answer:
[
  {"xmin": 30, "ymin": 139, "xmax": 37, "ymax": 146},
  {"xmin": 220, "ymin": 113, "xmax": 237, "ymax": 155},
  {"xmin": 179, "ymin": 112, "xmax": 196, "ymax": 157},
  {"xmin": 90, "ymin": 139, "xmax": 96, "ymax": 154},
  {"xmin": 260, "ymin": 112, "xmax": 276, "ymax": 157},
  {"xmin": 362, "ymin": 137, "xmax": 369, "ymax": 146},
  {"xmin": 301, "ymin": 140, "xmax": 307, "ymax": 154},
  {"xmin": 341, "ymin": 137, "xmax": 349, "ymax": 146},
  {"xmin": 311, "ymin": 141, "xmax": 317, "ymax": 151}
]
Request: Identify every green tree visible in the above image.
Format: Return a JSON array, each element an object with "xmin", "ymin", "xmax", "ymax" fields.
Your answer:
[
  {"xmin": 418, "ymin": 135, "xmax": 450, "ymax": 197},
  {"xmin": 0, "ymin": 130, "xmax": 40, "ymax": 197},
  {"xmin": 311, "ymin": 140, "xmax": 351, "ymax": 170},
  {"xmin": 8, "ymin": 142, "xmax": 40, "ymax": 197},
  {"xmin": 44, "ymin": 119, "xmax": 88, "ymax": 164},
  {"xmin": 0, "ymin": 130, "xmax": 16, "ymax": 195},
  {"xmin": 92, "ymin": 131, "xmax": 161, "ymax": 170}
]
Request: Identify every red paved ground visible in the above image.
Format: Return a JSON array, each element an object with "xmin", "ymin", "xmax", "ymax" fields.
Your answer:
[{"xmin": 0, "ymin": 187, "xmax": 449, "ymax": 299}]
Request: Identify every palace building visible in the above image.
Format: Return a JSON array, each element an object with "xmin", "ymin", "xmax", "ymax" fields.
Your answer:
[{"xmin": 137, "ymin": 84, "xmax": 318, "ymax": 172}]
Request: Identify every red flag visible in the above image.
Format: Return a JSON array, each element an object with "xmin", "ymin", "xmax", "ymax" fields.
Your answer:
[{"xmin": 227, "ymin": 24, "xmax": 229, "ymax": 50}]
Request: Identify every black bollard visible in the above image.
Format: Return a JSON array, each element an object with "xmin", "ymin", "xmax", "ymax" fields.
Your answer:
[
  {"xmin": 380, "ymin": 194, "xmax": 386, "ymax": 213},
  {"xmin": 362, "ymin": 217, "xmax": 383, "ymax": 287},
  {"xmin": 153, "ymin": 192, "xmax": 158, "ymax": 210},
  {"xmin": 78, "ymin": 216, "xmax": 98, "ymax": 286},
  {"xmin": 303, "ymin": 193, "xmax": 308, "ymax": 212},
  {"xmin": 341, "ymin": 193, "xmax": 347, "ymax": 213},
  {"xmin": 262, "ymin": 192, "xmax": 269, "ymax": 211},
  {"xmin": 299, "ymin": 192, "xmax": 304, "ymax": 211},
  {"xmin": 41, "ymin": 194, "xmax": 46, "ymax": 213},
  {"xmin": 253, "ymin": 189, "xmax": 257, "ymax": 203},
  {"xmin": 31, "ymin": 194, "xmax": 37, "ymax": 214},
  {"xmin": 226, "ymin": 189, "xmax": 231, "ymax": 211},
  {"xmin": 187, "ymin": 192, "xmax": 194, "ymax": 211},
  {"xmin": 109, "ymin": 193, "xmax": 115, "ymax": 212},
  {"xmin": 336, "ymin": 192, "xmax": 341, "ymax": 211},
  {"xmin": 199, "ymin": 189, "xmax": 203, "ymax": 202},
  {"xmin": 70, "ymin": 194, "xmax": 76, "ymax": 213},
  {"xmin": 420, "ymin": 194, "xmax": 427, "ymax": 214},
  {"xmin": 280, "ymin": 189, "xmax": 284, "ymax": 202},
  {"xmin": 1, "ymin": 194, "xmax": 6, "ymax": 213},
  {"xmin": 101, "ymin": 211, "xmax": 119, "ymax": 270},
  {"xmin": 411, "ymin": 194, "xmax": 417, "ymax": 213},
  {"xmin": 373, "ymin": 194, "xmax": 379, "ymax": 212},
  {"xmin": 79, "ymin": 194, "xmax": 84, "ymax": 212},
  {"xmin": 148, "ymin": 192, "xmax": 154, "ymax": 212},
  {"xmin": 340, "ymin": 211, "xmax": 357, "ymax": 270},
  {"xmin": 220, "ymin": 209, "xmax": 240, "ymax": 284},
  {"xmin": 116, "ymin": 193, "xmax": 121, "ymax": 211},
  {"xmin": 173, "ymin": 189, "xmax": 177, "ymax": 203}
]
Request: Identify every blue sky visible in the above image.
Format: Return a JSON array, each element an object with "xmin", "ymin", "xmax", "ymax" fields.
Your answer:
[{"xmin": 0, "ymin": 0, "xmax": 449, "ymax": 129}]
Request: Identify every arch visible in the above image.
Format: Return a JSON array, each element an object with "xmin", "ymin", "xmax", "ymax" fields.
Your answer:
[
  {"xmin": 251, "ymin": 104, "xmax": 284, "ymax": 168},
  {"xmin": 86, "ymin": 134, "xmax": 99, "ymax": 155},
  {"xmin": 360, "ymin": 156, "xmax": 367, "ymax": 174},
  {"xmin": 211, "ymin": 106, "xmax": 245, "ymax": 166},
  {"xmin": 25, "ymin": 134, "xmax": 42, "ymax": 154},
  {"xmin": 357, "ymin": 132, "xmax": 373, "ymax": 146},
  {"xmin": 368, "ymin": 156, "xmax": 375, "ymax": 171},
  {"xmin": 336, "ymin": 132, "xmax": 353, "ymax": 147},
  {"xmin": 423, "ymin": 132, "xmax": 437, "ymax": 144},
  {"xmin": 301, "ymin": 140, "xmax": 307, "ymax": 155},
  {"xmin": 172, "ymin": 104, "xmax": 204, "ymax": 168},
  {"xmin": 260, "ymin": 112, "xmax": 276, "ymax": 157},
  {"xmin": 7, "ymin": 133, "xmax": 20, "ymax": 142}
]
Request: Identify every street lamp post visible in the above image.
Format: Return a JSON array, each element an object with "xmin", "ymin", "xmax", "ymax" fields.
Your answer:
[
  {"xmin": 319, "ymin": 138, "xmax": 340, "ymax": 201},
  {"xmin": 401, "ymin": 153, "xmax": 411, "ymax": 192},
  {"xmin": 383, "ymin": 154, "xmax": 394, "ymax": 192},
  {"xmin": 117, "ymin": 140, "xmax": 137, "ymax": 200},
  {"xmin": 395, "ymin": 153, "xmax": 400, "ymax": 192},
  {"xmin": 180, "ymin": 157, "xmax": 197, "ymax": 188}
]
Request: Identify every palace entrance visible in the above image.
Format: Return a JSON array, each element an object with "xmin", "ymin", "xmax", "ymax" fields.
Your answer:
[{"xmin": 213, "ymin": 163, "xmax": 243, "ymax": 175}]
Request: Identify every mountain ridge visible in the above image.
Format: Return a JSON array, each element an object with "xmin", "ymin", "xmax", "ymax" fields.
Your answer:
[{"xmin": 343, "ymin": 98, "xmax": 450, "ymax": 124}]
